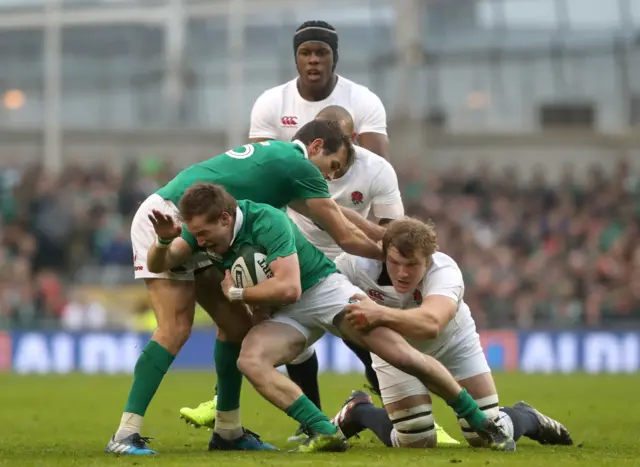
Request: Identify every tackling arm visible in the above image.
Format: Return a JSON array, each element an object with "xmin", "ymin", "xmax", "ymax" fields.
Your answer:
[
  {"xmin": 147, "ymin": 238, "xmax": 193, "ymax": 274},
  {"xmin": 339, "ymin": 206, "xmax": 385, "ymax": 241},
  {"xmin": 290, "ymin": 198, "xmax": 383, "ymax": 260},
  {"xmin": 377, "ymin": 295, "xmax": 457, "ymax": 340}
]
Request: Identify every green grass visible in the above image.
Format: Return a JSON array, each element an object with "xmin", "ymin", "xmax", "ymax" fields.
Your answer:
[{"xmin": 0, "ymin": 372, "xmax": 637, "ymax": 466}]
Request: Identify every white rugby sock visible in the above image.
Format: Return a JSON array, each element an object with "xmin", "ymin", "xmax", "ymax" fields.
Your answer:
[
  {"xmin": 115, "ymin": 412, "xmax": 143, "ymax": 441},
  {"xmin": 214, "ymin": 409, "xmax": 243, "ymax": 440}
]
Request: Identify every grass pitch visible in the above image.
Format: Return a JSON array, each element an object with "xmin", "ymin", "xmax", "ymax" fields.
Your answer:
[{"xmin": 0, "ymin": 372, "xmax": 637, "ymax": 466}]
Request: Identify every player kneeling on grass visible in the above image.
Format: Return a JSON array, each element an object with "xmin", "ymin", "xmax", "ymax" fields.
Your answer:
[
  {"xmin": 331, "ymin": 218, "xmax": 573, "ymax": 450},
  {"xmin": 180, "ymin": 184, "xmax": 518, "ymax": 453}
]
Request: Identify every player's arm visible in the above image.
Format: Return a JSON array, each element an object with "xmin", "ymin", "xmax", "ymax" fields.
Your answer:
[
  {"xmin": 378, "ymin": 296, "xmax": 457, "ymax": 340},
  {"xmin": 147, "ymin": 237, "xmax": 193, "ymax": 273},
  {"xmin": 230, "ymin": 211, "xmax": 302, "ymax": 305},
  {"xmin": 239, "ymin": 254, "xmax": 302, "ymax": 305},
  {"xmin": 248, "ymin": 89, "xmax": 278, "ymax": 143},
  {"xmin": 370, "ymin": 163, "xmax": 404, "ymax": 225},
  {"xmin": 379, "ymin": 265, "xmax": 462, "ymax": 339},
  {"xmin": 355, "ymin": 91, "xmax": 390, "ymax": 159},
  {"xmin": 290, "ymin": 198, "xmax": 383, "ymax": 261},
  {"xmin": 286, "ymin": 159, "xmax": 383, "ymax": 260},
  {"xmin": 146, "ymin": 210, "xmax": 197, "ymax": 273},
  {"xmin": 339, "ymin": 206, "xmax": 385, "ymax": 241}
]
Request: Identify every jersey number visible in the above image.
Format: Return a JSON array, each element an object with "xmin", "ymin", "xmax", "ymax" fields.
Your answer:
[{"xmin": 225, "ymin": 141, "xmax": 270, "ymax": 159}]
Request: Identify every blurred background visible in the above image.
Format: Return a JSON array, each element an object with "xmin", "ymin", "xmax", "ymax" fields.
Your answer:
[{"xmin": 1, "ymin": 0, "xmax": 639, "ymax": 374}]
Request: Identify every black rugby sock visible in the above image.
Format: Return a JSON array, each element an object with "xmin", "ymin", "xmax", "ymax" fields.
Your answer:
[
  {"xmin": 286, "ymin": 351, "xmax": 322, "ymax": 410},
  {"xmin": 351, "ymin": 403, "xmax": 394, "ymax": 446},
  {"xmin": 500, "ymin": 406, "xmax": 539, "ymax": 441}
]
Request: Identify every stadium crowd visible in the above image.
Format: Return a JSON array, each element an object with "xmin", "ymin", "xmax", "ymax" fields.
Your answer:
[{"xmin": 1, "ymin": 155, "xmax": 639, "ymax": 330}]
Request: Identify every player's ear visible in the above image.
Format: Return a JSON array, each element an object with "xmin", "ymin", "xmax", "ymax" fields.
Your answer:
[
  {"xmin": 308, "ymin": 138, "xmax": 324, "ymax": 156},
  {"xmin": 350, "ymin": 132, "xmax": 357, "ymax": 143},
  {"xmin": 220, "ymin": 211, "xmax": 231, "ymax": 226}
]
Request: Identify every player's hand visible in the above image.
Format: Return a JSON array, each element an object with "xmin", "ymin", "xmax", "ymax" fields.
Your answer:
[
  {"xmin": 344, "ymin": 293, "xmax": 385, "ymax": 331},
  {"xmin": 148, "ymin": 209, "xmax": 181, "ymax": 241},
  {"xmin": 221, "ymin": 270, "xmax": 236, "ymax": 301}
]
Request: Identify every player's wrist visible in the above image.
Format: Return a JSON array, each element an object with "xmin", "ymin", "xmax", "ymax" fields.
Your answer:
[
  {"xmin": 156, "ymin": 236, "xmax": 174, "ymax": 249},
  {"xmin": 228, "ymin": 287, "xmax": 245, "ymax": 302}
]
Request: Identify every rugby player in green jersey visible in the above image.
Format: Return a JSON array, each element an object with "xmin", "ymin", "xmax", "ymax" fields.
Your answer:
[
  {"xmin": 167, "ymin": 184, "xmax": 518, "ymax": 453},
  {"xmin": 105, "ymin": 120, "xmax": 384, "ymax": 455}
]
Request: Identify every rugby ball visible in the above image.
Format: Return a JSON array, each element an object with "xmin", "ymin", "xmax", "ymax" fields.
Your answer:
[{"xmin": 231, "ymin": 244, "xmax": 273, "ymax": 287}]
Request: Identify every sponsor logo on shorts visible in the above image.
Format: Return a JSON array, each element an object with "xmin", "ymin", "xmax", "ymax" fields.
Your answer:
[
  {"xmin": 368, "ymin": 289, "xmax": 385, "ymax": 302},
  {"xmin": 281, "ymin": 116, "xmax": 298, "ymax": 127},
  {"xmin": 351, "ymin": 191, "xmax": 364, "ymax": 205},
  {"xmin": 133, "ymin": 253, "xmax": 143, "ymax": 271}
]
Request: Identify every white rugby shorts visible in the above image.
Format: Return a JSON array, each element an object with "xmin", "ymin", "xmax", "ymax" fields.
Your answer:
[
  {"xmin": 372, "ymin": 331, "xmax": 491, "ymax": 405},
  {"xmin": 131, "ymin": 193, "xmax": 213, "ymax": 280},
  {"xmin": 269, "ymin": 272, "xmax": 363, "ymax": 346}
]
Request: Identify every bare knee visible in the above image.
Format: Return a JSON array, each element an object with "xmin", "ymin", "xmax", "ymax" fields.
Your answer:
[
  {"xmin": 375, "ymin": 342, "xmax": 417, "ymax": 375},
  {"xmin": 146, "ymin": 279, "xmax": 195, "ymax": 354},
  {"xmin": 155, "ymin": 314, "xmax": 192, "ymax": 352},
  {"xmin": 237, "ymin": 339, "xmax": 267, "ymax": 379}
]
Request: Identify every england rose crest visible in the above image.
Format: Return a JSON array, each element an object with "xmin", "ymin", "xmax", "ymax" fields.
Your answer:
[{"xmin": 351, "ymin": 191, "xmax": 364, "ymax": 205}]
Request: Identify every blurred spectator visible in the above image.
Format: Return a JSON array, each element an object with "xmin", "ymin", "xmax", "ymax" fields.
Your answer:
[
  {"xmin": 401, "ymin": 157, "xmax": 640, "ymax": 329},
  {"xmin": 1, "ymin": 155, "xmax": 640, "ymax": 331},
  {"xmin": 0, "ymin": 158, "xmax": 176, "ymax": 330}
]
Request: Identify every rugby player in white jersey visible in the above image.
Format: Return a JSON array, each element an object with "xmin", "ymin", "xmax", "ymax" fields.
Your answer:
[
  {"xmin": 249, "ymin": 20, "xmax": 389, "ymax": 159},
  {"xmin": 331, "ymin": 218, "xmax": 573, "ymax": 450}
]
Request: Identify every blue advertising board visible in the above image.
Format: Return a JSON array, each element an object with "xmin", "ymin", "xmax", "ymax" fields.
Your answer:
[{"xmin": 3, "ymin": 330, "xmax": 639, "ymax": 374}]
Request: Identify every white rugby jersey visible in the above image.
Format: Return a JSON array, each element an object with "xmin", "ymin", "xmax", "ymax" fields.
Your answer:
[
  {"xmin": 287, "ymin": 145, "xmax": 404, "ymax": 260},
  {"xmin": 334, "ymin": 251, "xmax": 477, "ymax": 357},
  {"xmin": 249, "ymin": 75, "xmax": 387, "ymax": 142}
]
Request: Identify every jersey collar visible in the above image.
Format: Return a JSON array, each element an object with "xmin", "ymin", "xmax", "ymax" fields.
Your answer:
[
  {"xmin": 230, "ymin": 206, "xmax": 244, "ymax": 246},
  {"xmin": 292, "ymin": 140, "xmax": 309, "ymax": 159}
]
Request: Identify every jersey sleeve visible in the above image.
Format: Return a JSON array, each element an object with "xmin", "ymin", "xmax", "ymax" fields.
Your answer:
[
  {"xmin": 354, "ymin": 90, "xmax": 387, "ymax": 136},
  {"xmin": 287, "ymin": 159, "xmax": 332, "ymax": 200},
  {"xmin": 249, "ymin": 90, "xmax": 279, "ymax": 139},
  {"xmin": 370, "ymin": 162, "xmax": 404, "ymax": 219},
  {"xmin": 334, "ymin": 253, "xmax": 358, "ymax": 283},
  {"xmin": 180, "ymin": 226, "xmax": 199, "ymax": 253},
  {"xmin": 254, "ymin": 210, "xmax": 298, "ymax": 264},
  {"xmin": 423, "ymin": 263, "xmax": 464, "ymax": 303}
]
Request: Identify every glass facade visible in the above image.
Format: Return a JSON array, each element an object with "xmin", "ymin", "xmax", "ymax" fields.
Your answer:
[{"xmin": 0, "ymin": 0, "xmax": 638, "ymax": 132}]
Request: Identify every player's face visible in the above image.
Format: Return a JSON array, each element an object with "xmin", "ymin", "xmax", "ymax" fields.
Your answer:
[
  {"xmin": 185, "ymin": 212, "xmax": 234, "ymax": 255},
  {"xmin": 385, "ymin": 247, "xmax": 428, "ymax": 294},
  {"xmin": 308, "ymin": 139, "xmax": 349, "ymax": 181},
  {"xmin": 296, "ymin": 41, "xmax": 334, "ymax": 90}
]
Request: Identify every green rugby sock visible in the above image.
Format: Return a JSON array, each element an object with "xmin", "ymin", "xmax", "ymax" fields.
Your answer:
[
  {"xmin": 214, "ymin": 339, "xmax": 243, "ymax": 411},
  {"xmin": 124, "ymin": 340, "xmax": 175, "ymax": 416},
  {"xmin": 286, "ymin": 395, "xmax": 337, "ymax": 436},
  {"xmin": 447, "ymin": 388, "xmax": 487, "ymax": 432}
]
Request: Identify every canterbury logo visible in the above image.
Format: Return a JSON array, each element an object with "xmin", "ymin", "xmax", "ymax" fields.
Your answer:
[{"xmin": 281, "ymin": 116, "xmax": 298, "ymax": 126}]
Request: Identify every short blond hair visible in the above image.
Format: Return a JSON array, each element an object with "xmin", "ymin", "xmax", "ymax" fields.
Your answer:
[{"xmin": 382, "ymin": 217, "xmax": 438, "ymax": 260}]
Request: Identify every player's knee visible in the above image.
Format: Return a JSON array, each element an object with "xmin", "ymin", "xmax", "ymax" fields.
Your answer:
[
  {"xmin": 388, "ymin": 404, "xmax": 437, "ymax": 448},
  {"xmin": 153, "ymin": 309, "xmax": 193, "ymax": 352},
  {"xmin": 374, "ymin": 342, "xmax": 416, "ymax": 376},
  {"xmin": 457, "ymin": 394, "xmax": 500, "ymax": 447},
  {"xmin": 237, "ymin": 341, "xmax": 268, "ymax": 377}
]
